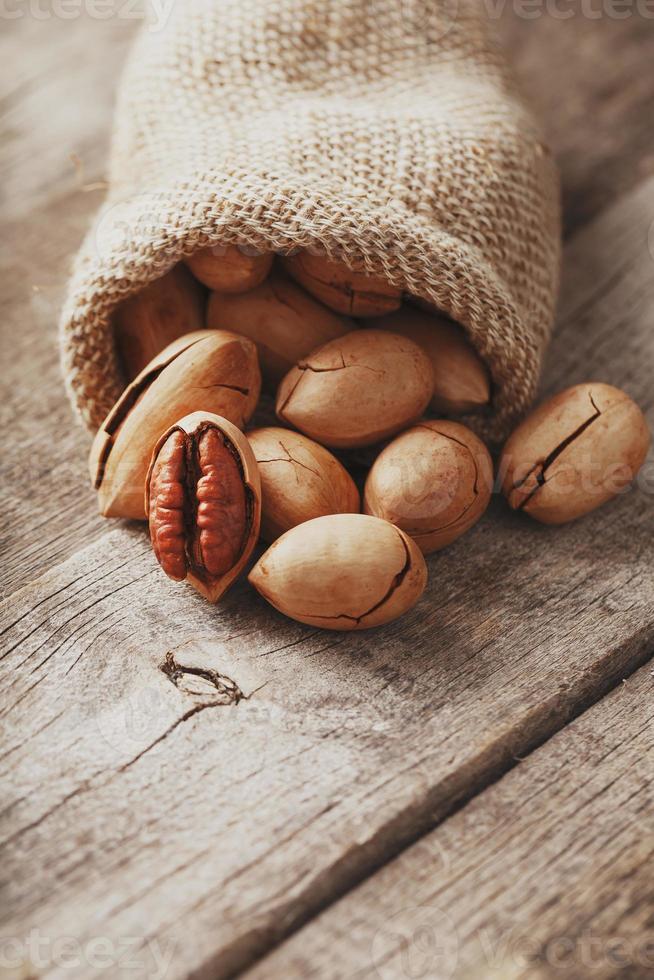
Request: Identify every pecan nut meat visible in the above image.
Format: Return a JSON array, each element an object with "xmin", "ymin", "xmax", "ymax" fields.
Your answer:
[{"xmin": 146, "ymin": 412, "xmax": 261, "ymax": 602}]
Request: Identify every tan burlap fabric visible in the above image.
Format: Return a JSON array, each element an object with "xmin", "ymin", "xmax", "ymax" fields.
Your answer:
[{"xmin": 60, "ymin": 0, "xmax": 560, "ymax": 443}]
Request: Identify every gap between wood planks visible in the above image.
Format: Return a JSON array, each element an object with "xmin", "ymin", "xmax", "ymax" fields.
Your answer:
[
  {"xmin": 246, "ymin": 660, "xmax": 654, "ymax": 980},
  {"xmin": 232, "ymin": 662, "xmax": 654, "ymax": 977},
  {"xmin": 234, "ymin": 175, "xmax": 654, "ymax": 974}
]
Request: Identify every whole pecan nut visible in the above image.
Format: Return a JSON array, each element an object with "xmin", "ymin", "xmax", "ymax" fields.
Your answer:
[{"xmin": 500, "ymin": 383, "xmax": 650, "ymax": 524}]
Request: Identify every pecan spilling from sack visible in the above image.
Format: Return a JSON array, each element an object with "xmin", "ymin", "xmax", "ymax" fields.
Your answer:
[{"xmin": 146, "ymin": 412, "xmax": 261, "ymax": 602}]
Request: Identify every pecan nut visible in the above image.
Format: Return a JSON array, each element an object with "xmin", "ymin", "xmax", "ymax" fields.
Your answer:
[
  {"xmin": 369, "ymin": 306, "xmax": 491, "ymax": 416},
  {"xmin": 186, "ymin": 244, "xmax": 273, "ymax": 293},
  {"xmin": 207, "ymin": 272, "xmax": 354, "ymax": 388},
  {"xmin": 113, "ymin": 264, "xmax": 205, "ymax": 382},
  {"xmin": 276, "ymin": 329, "xmax": 434, "ymax": 449},
  {"xmin": 364, "ymin": 420, "xmax": 493, "ymax": 554},
  {"xmin": 247, "ymin": 426, "xmax": 360, "ymax": 542},
  {"xmin": 146, "ymin": 412, "xmax": 261, "ymax": 602},
  {"xmin": 500, "ymin": 383, "xmax": 650, "ymax": 524},
  {"xmin": 281, "ymin": 252, "xmax": 401, "ymax": 317},
  {"xmin": 248, "ymin": 513, "xmax": 427, "ymax": 631}
]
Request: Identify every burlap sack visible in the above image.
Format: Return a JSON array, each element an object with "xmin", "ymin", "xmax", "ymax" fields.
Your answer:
[{"xmin": 60, "ymin": 0, "xmax": 560, "ymax": 444}]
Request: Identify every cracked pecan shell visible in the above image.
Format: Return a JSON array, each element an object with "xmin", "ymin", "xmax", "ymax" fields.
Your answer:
[
  {"xmin": 276, "ymin": 329, "xmax": 434, "ymax": 449},
  {"xmin": 369, "ymin": 306, "xmax": 491, "ymax": 416},
  {"xmin": 248, "ymin": 513, "xmax": 427, "ymax": 631},
  {"xmin": 89, "ymin": 329, "xmax": 261, "ymax": 521},
  {"xmin": 364, "ymin": 421, "xmax": 493, "ymax": 554},
  {"xmin": 500, "ymin": 383, "xmax": 650, "ymax": 524},
  {"xmin": 186, "ymin": 245, "xmax": 273, "ymax": 293},
  {"xmin": 281, "ymin": 252, "xmax": 401, "ymax": 318},
  {"xmin": 247, "ymin": 427, "xmax": 360, "ymax": 542},
  {"xmin": 146, "ymin": 412, "xmax": 261, "ymax": 603},
  {"xmin": 113, "ymin": 264, "xmax": 205, "ymax": 382},
  {"xmin": 207, "ymin": 272, "xmax": 354, "ymax": 388}
]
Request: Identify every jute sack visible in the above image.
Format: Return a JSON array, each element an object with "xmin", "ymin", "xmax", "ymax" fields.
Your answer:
[{"xmin": 60, "ymin": 0, "xmax": 561, "ymax": 444}]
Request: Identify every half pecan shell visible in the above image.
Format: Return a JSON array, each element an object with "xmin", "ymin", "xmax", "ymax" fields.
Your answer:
[{"xmin": 146, "ymin": 412, "xmax": 261, "ymax": 602}]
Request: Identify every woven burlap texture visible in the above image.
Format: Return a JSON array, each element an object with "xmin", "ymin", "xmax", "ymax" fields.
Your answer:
[{"xmin": 60, "ymin": 0, "xmax": 560, "ymax": 444}]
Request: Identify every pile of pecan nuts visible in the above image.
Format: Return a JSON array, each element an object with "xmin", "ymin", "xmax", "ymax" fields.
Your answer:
[{"xmin": 90, "ymin": 246, "xmax": 650, "ymax": 630}]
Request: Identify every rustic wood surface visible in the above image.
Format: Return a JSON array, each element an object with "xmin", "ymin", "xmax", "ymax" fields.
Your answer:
[
  {"xmin": 248, "ymin": 661, "xmax": 654, "ymax": 980},
  {"xmin": 1, "ymin": 9, "xmax": 653, "ymax": 980},
  {"xmin": 1, "ymin": 14, "xmax": 133, "ymax": 598}
]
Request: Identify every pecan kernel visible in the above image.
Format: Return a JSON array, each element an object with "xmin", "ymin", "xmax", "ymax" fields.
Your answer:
[
  {"xmin": 147, "ymin": 413, "xmax": 261, "ymax": 602},
  {"xmin": 193, "ymin": 428, "xmax": 248, "ymax": 577},
  {"xmin": 148, "ymin": 429, "xmax": 187, "ymax": 581}
]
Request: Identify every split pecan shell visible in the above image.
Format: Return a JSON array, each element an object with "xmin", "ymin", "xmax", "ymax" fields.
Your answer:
[{"xmin": 146, "ymin": 412, "xmax": 261, "ymax": 602}]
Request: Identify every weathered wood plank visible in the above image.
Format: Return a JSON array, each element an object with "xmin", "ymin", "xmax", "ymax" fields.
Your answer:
[
  {"xmin": 247, "ymin": 662, "xmax": 654, "ymax": 980},
  {"xmin": 498, "ymin": 9, "xmax": 654, "ymax": 234},
  {"xmin": 0, "ymin": 15, "xmax": 133, "ymax": 226},
  {"xmin": 1, "ymin": 179, "xmax": 653, "ymax": 978},
  {"xmin": 2, "ymin": 12, "xmax": 654, "ymax": 977},
  {"xmin": 0, "ymin": 15, "xmax": 135, "ymax": 596}
]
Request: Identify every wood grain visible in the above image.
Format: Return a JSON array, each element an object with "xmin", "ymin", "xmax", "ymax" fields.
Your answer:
[
  {"xmin": 0, "ymin": 14, "xmax": 135, "ymax": 597},
  {"xmin": 499, "ymin": 10, "xmax": 654, "ymax": 234},
  {"xmin": 248, "ymin": 662, "xmax": 654, "ymax": 980},
  {"xmin": 1, "ymin": 178, "xmax": 653, "ymax": 978}
]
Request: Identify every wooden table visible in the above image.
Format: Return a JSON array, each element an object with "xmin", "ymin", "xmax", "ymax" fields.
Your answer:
[{"xmin": 2, "ymin": 10, "xmax": 653, "ymax": 980}]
